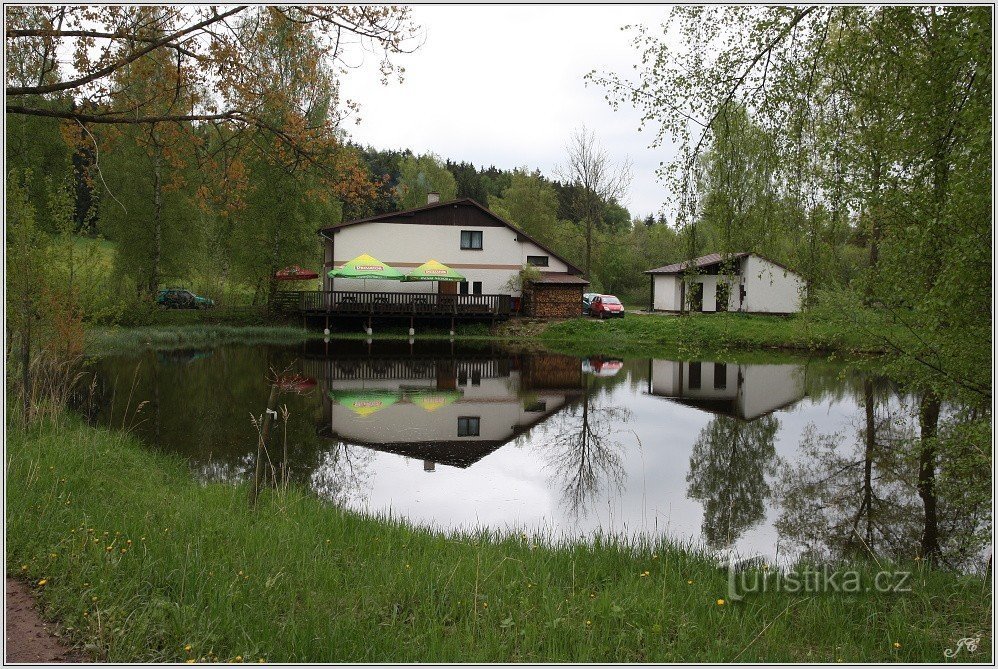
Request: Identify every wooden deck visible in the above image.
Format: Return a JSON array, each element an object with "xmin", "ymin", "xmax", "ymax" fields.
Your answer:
[{"xmin": 274, "ymin": 290, "xmax": 512, "ymax": 320}]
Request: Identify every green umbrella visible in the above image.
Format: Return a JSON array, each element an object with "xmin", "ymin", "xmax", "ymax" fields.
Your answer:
[
  {"xmin": 328, "ymin": 253, "xmax": 405, "ymax": 280},
  {"xmin": 402, "ymin": 259, "xmax": 465, "ymax": 283},
  {"xmin": 328, "ymin": 389, "xmax": 401, "ymax": 417}
]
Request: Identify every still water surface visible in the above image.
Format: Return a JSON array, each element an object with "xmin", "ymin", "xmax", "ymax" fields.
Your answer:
[{"xmin": 87, "ymin": 340, "xmax": 972, "ymax": 565}]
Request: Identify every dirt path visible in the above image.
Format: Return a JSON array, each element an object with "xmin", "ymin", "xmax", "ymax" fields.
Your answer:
[{"xmin": 6, "ymin": 577, "xmax": 87, "ymax": 663}]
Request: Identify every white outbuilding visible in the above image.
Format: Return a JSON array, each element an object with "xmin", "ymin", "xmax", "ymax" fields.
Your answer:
[{"xmin": 645, "ymin": 252, "xmax": 806, "ymax": 314}]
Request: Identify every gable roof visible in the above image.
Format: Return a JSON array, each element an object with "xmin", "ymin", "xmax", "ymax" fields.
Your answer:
[
  {"xmin": 645, "ymin": 252, "xmax": 799, "ymax": 276},
  {"xmin": 319, "ymin": 198, "xmax": 584, "ymax": 275}
]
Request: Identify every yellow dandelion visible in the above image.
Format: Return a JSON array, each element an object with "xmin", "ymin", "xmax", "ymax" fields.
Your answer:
[
  {"xmin": 37, "ymin": 579, "xmax": 48, "ymax": 586},
  {"xmin": 127, "ymin": 540, "xmax": 132, "ymax": 545},
  {"xmin": 483, "ymin": 602, "xmax": 488, "ymax": 608},
  {"xmin": 105, "ymin": 546, "xmax": 113, "ymax": 552},
  {"xmin": 185, "ymin": 660, "xmax": 195, "ymax": 664},
  {"xmin": 49, "ymin": 553, "xmax": 57, "ymax": 558},
  {"xmin": 120, "ymin": 548, "xmax": 127, "ymax": 554},
  {"xmin": 653, "ymin": 554, "xmax": 659, "ymax": 559},
  {"xmin": 184, "ymin": 645, "xmax": 192, "ymax": 652},
  {"xmin": 258, "ymin": 659, "xmax": 266, "ymax": 663},
  {"xmin": 234, "ymin": 656, "xmax": 243, "ymax": 662},
  {"xmin": 585, "ymin": 620, "xmax": 592, "ymax": 626},
  {"xmin": 20, "ymin": 564, "xmax": 28, "ymax": 572},
  {"xmin": 238, "ymin": 570, "xmax": 244, "ymax": 576},
  {"xmin": 91, "ymin": 596, "xmax": 97, "ymax": 602},
  {"xmin": 527, "ymin": 583, "xmax": 533, "ymax": 589},
  {"xmin": 82, "ymin": 612, "xmax": 88, "ymax": 617},
  {"xmin": 140, "ymin": 537, "xmax": 146, "ymax": 541},
  {"xmin": 716, "ymin": 599, "xmax": 726, "ymax": 606},
  {"xmin": 325, "ymin": 539, "xmax": 330, "ymax": 544},
  {"xmin": 687, "ymin": 580, "xmax": 694, "ymax": 585},
  {"xmin": 640, "ymin": 571, "xmax": 650, "ymax": 577},
  {"xmin": 893, "ymin": 642, "xmax": 901, "ymax": 649}
]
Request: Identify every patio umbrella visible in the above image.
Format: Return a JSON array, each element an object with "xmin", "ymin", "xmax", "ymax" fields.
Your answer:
[
  {"xmin": 402, "ymin": 259, "xmax": 465, "ymax": 283},
  {"xmin": 327, "ymin": 253, "xmax": 405, "ymax": 280},
  {"xmin": 328, "ymin": 389, "xmax": 401, "ymax": 417}
]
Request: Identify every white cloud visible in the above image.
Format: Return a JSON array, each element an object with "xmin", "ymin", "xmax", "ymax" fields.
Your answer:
[{"xmin": 337, "ymin": 5, "xmax": 678, "ymax": 219}]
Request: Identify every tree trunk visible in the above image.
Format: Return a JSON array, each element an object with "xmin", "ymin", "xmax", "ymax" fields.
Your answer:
[
  {"xmin": 150, "ymin": 149, "xmax": 163, "ymax": 296},
  {"xmin": 862, "ymin": 379, "xmax": 876, "ymax": 546},
  {"xmin": 917, "ymin": 391, "xmax": 941, "ymax": 560}
]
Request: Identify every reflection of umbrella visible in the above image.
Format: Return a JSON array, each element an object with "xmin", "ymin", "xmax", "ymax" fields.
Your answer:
[
  {"xmin": 407, "ymin": 389, "xmax": 463, "ymax": 412},
  {"xmin": 403, "ymin": 259, "xmax": 465, "ymax": 283},
  {"xmin": 277, "ymin": 375, "xmax": 317, "ymax": 392},
  {"xmin": 327, "ymin": 254, "xmax": 405, "ymax": 280},
  {"xmin": 275, "ymin": 265, "xmax": 319, "ymax": 281},
  {"xmin": 328, "ymin": 390, "xmax": 401, "ymax": 417}
]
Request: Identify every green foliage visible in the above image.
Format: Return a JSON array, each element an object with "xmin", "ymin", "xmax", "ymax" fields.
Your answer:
[
  {"xmin": 395, "ymin": 153, "xmax": 458, "ymax": 209},
  {"xmin": 487, "ymin": 168, "xmax": 562, "ymax": 245}
]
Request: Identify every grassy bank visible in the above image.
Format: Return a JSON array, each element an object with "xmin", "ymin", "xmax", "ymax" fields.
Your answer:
[
  {"xmin": 536, "ymin": 312, "xmax": 890, "ymax": 359},
  {"xmin": 8, "ymin": 416, "xmax": 990, "ymax": 663},
  {"xmin": 85, "ymin": 325, "xmax": 321, "ymax": 356}
]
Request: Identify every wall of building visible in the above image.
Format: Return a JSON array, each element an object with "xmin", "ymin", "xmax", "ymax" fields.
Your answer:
[
  {"xmin": 651, "ymin": 275, "xmax": 682, "ymax": 311},
  {"xmin": 324, "ymin": 218, "xmax": 569, "ymax": 297},
  {"xmin": 740, "ymin": 255, "xmax": 805, "ymax": 313}
]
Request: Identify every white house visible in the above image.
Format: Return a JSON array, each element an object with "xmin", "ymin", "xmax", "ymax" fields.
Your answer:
[
  {"xmin": 645, "ymin": 252, "xmax": 806, "ymax": 314},
  {"xmin": 317, "ymin": 195, "xmax": 588, "ymax": 318},
  {"xmin": 647, "ymin": 359, "xmax": 806, "ymax": 421}
]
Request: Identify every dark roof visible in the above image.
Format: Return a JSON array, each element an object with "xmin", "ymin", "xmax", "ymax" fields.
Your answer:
[
  {"xmin": 645, "ymin": 252, "xmax": 750, "ymax": 275},
  {"xmin": 318, "ymin": 198, "xmax": 584, "ymax": 275},
  {"xmin": 529, "ymin": 273, "xmax": 590, "ymax": 285}
]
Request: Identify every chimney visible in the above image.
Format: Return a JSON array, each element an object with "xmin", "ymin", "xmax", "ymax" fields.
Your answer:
[
  {"xmin": 427, "ymin": 192, "xmax": 440, "ymax": 205},
  {"xmin": 423, "ymin": 460, "xmax": 436, "ymax": 472}
]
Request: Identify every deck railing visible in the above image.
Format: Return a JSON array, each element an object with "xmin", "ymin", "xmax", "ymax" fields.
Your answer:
[{"xmin": 274, "ymin": 290, "xmax": 511, "ymax": 317}]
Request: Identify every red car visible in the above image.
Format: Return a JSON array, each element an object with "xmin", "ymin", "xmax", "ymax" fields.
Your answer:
[{"xmin": 589, "ymin": 294, "xmax": 625, "ymax": 318}]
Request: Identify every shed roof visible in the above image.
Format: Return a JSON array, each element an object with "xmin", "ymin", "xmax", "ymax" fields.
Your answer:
[
  {"xmin": 319, "ymin": 198, "xmax": 584, "ymax": 275},
  {"xmin": 645, "ymin": 252, "xmax": 799, "ymax": 276}
]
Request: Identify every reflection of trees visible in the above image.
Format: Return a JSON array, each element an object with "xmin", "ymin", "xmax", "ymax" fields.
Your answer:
[
  {"xmin": 310, "ymin": 441, "xmax": 373, "ymax": 507},
  {"xmin": 686, "ymin": 415, "xmax": 779, "ymax": 549},
  {"xmin": 775, "ymin": 383, "xmax": 990, "ymax": 570},
  {"xmin": 542, "ymin": 379, "xmax": 630, "ymax": 517}
]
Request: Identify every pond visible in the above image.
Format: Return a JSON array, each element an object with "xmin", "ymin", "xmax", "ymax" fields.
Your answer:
[{"xmin": 84, "ymin": 339, "xmax": 989, "ymax": 568}]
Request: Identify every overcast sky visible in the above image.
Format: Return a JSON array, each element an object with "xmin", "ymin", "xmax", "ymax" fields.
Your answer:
[{"xmin": 337, "ymin": 5, "xmax": 678, "ymax": 219}]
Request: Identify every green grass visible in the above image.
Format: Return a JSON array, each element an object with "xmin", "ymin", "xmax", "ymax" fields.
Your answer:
[
  {"xmin": 537, "ymin": 312, "xmax": 891, "ymax": 360},
  {"xmin": 7, "ymin": 415, "xmax": 991, "ymax": 663},
  {"xmin": 85, "ymin": 324, "xmax": 321, "ymax": 356}
]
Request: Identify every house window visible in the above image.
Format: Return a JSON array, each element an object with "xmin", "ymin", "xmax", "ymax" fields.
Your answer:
[
  {"xmin": 527, "ymin": 255, "xmax": 549, "ymax": 267},
  {"xmin": 713, "ymin": 363, "xmax": 727, "ymax": 389},
  {"xmin": 458, "ymin": 369, "xmax": 468, "ymax": 386},
  {"xmin": 460, "ymin": 230, "xmax": 483, "ymax": 250},
  {"xmin": 471, "ymin": 370, "xmax": 481, "ymax": 386},
  {"xmin": 472, "ymin": 281, "xmax": 482, "ymax": 295},
  {"xmin": 458, "ymin": 416, "xmax": 480, "ymax": 437},
  {"xmin": 459, "ymin": 281, "xmax": 469, "ymax": 295},
  {"xmin": 688, "ymin": 362, "xmax": 702, "ymax": 390}
]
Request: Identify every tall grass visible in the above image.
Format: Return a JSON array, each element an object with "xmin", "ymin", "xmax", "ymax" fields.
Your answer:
[{"xmin": 7, "ymin": 415, "xmax": 990, "ymax": 663}]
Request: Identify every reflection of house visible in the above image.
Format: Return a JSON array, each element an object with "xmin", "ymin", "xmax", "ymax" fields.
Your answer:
[
  {"xmin": 317, "ymin": 352, "xmax": 584, "ymax": 468},
  {"xmin": 645, "ymin": 252, "xmax": 805, "ymax": 314},
  {"xmin": 647, "ymin": 359, "xmax": 805, "ymax": 420}
]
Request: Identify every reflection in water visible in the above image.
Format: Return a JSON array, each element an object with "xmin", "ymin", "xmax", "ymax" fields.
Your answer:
[
  {"xmin": 542, "ymin": 375, "xmax": 630, "ymax": 518},
  {"xmin": 647, "ymin": 359, "xmax": 806, "ymax": 420},
  {"xmin": 686, "ymin": 415, "xmax": 778, "ymax": 550},
  {"xmin": 84, "ymin": 344, "xmax": 990, "ymax": 567}
]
